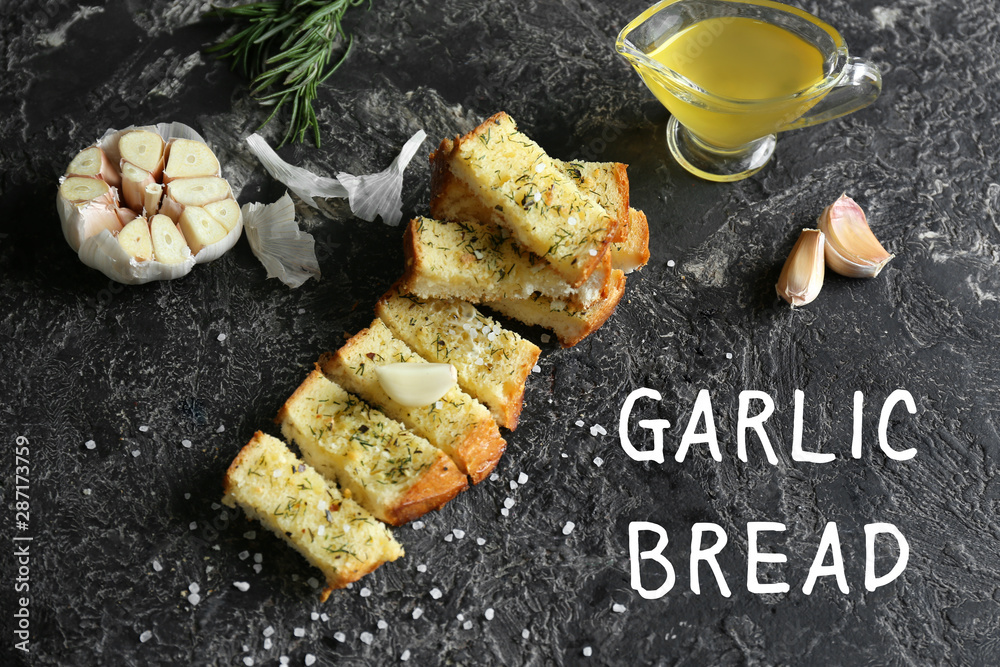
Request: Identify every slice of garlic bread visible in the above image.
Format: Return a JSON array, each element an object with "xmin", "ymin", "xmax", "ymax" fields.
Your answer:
[
  {"xmin": 320, "ymin": 319, "xmax": 505, "ymax": 484},
  {"xmin": 376, "ymin": 288, "xmax": 541, "ymax": 430},
  {"xmin": 222, "ymin": 431, "xmax": 404, "ymax": 601},
  {"xmin": 436, "ymin": 112, "xmax": 620, "ymax": 287},
  {"xmin": 278, "ymin": 368, "xmax": 468, "ymax": 525}
]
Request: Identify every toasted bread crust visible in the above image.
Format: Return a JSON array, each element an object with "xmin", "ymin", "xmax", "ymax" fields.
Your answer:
[
  {"xmin": 611, "ymin": 208, "xmax": 650, "ymax": 274},
  {"xmin": 388, "ymin": 452, "xmax": 468, "ymax": 524}
]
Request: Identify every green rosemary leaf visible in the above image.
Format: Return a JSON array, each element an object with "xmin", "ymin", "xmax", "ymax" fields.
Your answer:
[{"xmin": 205, "ymin": 0, "xmax": 372, "ymax": 147}]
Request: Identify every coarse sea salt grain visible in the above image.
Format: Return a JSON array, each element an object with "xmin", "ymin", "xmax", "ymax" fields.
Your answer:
[
  {"xmin": 85, "ymin": 439, "xmax": 97, "ymax": 449},
  {"xmin": 378, "ymin": 619, "xmax": 388, "ymax": 630},
  {"xmin": 139, "ymin": 630, "xmax": 152, "ymax": 643},
  {"xmin": 218, "ymin": 333, "xmax": 227, "ymax": 342},
  {"xmin": 411, "ymin": 521, "xmax": 425, "ymax": 530},
  {"xmin": 477, "ymin": 537, "xmax": 486, "ymax": 546},
  {"xmin": 412, "ymin": 608, "xmax": 424, "ymax": 620},
  {"xmin": 453, "ymin": 529, "xmax": 465, "ymax": 539},
  {"xmin": 509, "ymin": 480, "xmax": 518, "ymax": 491},
  {"xmin": 562, "ymin": 521, "xmax": 575, "ymax": 535},
  {"xmin": 233, "ymin": 581, "xmax": 250, "ymax": 592},
  {"xmin": 182, "ymin": 439, "xmax": 192, "ymax": 448},
  {"xmin": 139, "ymin": 425, "xmax": 150, "ymax": 432},
  {"xmin": 503, "ymin": 497, "xmax": 515, "ymax": 509},
  {"xmin": 540, "ymin": 334, "xmax": 550, "ymax": 343},
  {"xmin": 575, "ymin": 420, "xmax": 584, "ymax": 427},
  {"xmin": 189, "ymin": 583, "xmax": 200, "ymax": 594},
  {"xmin": 485, "ymin": 608, "xmax": 495, "ymax": 621},
  {"xmin": 532, "ymin": 364, "xmax": 541, "ymax": 373},
  {"xmin": 463, "ymin": 620, "xmax": 473, "ymax": 630},
  {"xmin": 361, "ymin": 632, "xmax": 374, "ymax": 645},
  {"xmin": 726, "ymin": 352, "xmax": 733, "ymax": 360},
  {"xmin": 132, "ymin": 449, "xmax": 141, "ymax": 457},
  {"xmin": 401, "ymin": 650, "xmax": 411, "ymax": 661},
  {"xmin": 239, "ymin": 551, "xmax": 250, "ymax": 560},
  {"xmin": 334, "ymin": 632, "xmax": 346, "ymax": 643},
  {"xmin": 583, "ymin": 646, "xmax": 593, "ymax": 657},
  {"xmin": 594, "ymin": 457, "xmax": 604, "ymax": 467},
  {"xmin": 188, "ymin": 592, "xmax": 201, "ymax": 606},
  {"xmin": 263, "ymin": 626, "xmax": 275, "ymax": 638},
  {"xmin": 667, "ymin": 259, "xmax": 676, "ymax": 268},
  {"xmin": 242, "ymin": 657, "xmax": 253, "ymax": 666},
  {"xmin": 305, "ymin": 655, "xmax": 316, "ymax": 666},
  {"xmin": 360, "ymin": 587, "xmax": 371, "ymax": 598},
  {"xmin": 613, "ymin": 603, "xmax": 626, "ymax": 613},
  {"xmin": 293, "ymin": 627, "xmax": 305, "ymax": 637},
  {"xmin": 311, "ymin": 612, "xmax": 319, "ymax": 621},
  {"xmin": 264, "ymin": 638, "xmax": 271, "ymax": 650},
  {"xmin": 244, "ymin": 531, "xmax": 256, "ymax": 539},
  {"xmin": 430, "ymin": 588, "xmax": 442, "ymax": 600},
  {"xmin": 522, "ymin": 629, "xmax": 530, "ymax": 639},
  {"xmin": 444, "ymin": 534, "xmax": 453, "ymax": 542},
  {"xmin": 517, "ymin": 472, "xmax": 528, "ymax": 484},
  {"xmin": 189, "ymin": 522, "xmax": 198, "ymax": 531},
  {"xmin": 501, "ymin": 508, "xmax": 509, "ymax": 517},
  {"xmin": 217, "ymin": 424, "xmax": 226, "ymax": 433},
  {"xmin": 152, "ymin": 560, "xmax": 162, "ymax": 572}
]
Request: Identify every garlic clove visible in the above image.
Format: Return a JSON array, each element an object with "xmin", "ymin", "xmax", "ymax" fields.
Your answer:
[
  {"xmin": 67, "ymin": 145, "xmax": 121, "ymax": 187},
  {"xmin": 150, "ymin": 214, "xmax": 191, "ymax": 264},
  {"xmin": 118, "ymin": 217, "xmax": 154, "ymax": 262},
  {"xmin": 56, "ymin": 177, "xmax": 123, "ymax": 252},
  {"xmin": 178, "ymin": 206, "xmax": 228, "ymax": 256},
  {"xmin": 203, "ymin": 198, "xmax": 241, "ymax": 232},
  {"xmin": 121, "ymin": 162, "xmax": 154, "ymax": 211},
  {"xmin": 143, "ymin": 182, "xmax": 163, "ymax": 217},
  {"xmin": 374, "ymin": 362, "xmax": 458, "ymax": 407},
  {"xmin": 116, "ymin": 207, "xmax": 139, "ymax": 225},
  {"xmin": 166, "ymin": 176, "xmax": 232, "ymax": 208},
  {"xmin": 118, "ymin": 129, "xmax": 164, "ymax": 178},
  {"xmin": 817, "ymin": 194, "xmax": 894, "ymax": 278},
  {"xmin": 163, "ymin": 138, "xmax": 221, "ymax": 183},
  {"xmin": 776, "ymin": 229, "xmax": 825, "ymax": 307}
]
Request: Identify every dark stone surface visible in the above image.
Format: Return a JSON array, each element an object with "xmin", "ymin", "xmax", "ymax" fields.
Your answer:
[{"xmin": 2, "ymin": 0, "xmax": 999, "ymax": 665}]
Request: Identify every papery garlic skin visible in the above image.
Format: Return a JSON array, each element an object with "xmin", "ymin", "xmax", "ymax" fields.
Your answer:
[
  {"xmin": 374, "ymin": 363, "xmax": 458, "ymax": 407},
  {"xmin": 776, "ymin": 229, "xmax": 826, "ymax": 308},
  {"xmin": 818, "ymin": 194, "xmax": 894, "ymax": 278}
]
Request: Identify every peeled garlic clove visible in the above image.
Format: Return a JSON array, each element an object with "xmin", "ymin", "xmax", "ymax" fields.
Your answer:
[
  {"xmin": 119, "ymin": 129, "xmax": 164, "ymax": 178},
  {"xmin": 374, "ymin": 363, "xmax": 458, "ymax": 407},
  {"xmin": 817, "ymin": 194, "xmax": 894, "ymax": 278},
  {"xmin": 776, "ymin": 229, "xmax": 825, "ymax": 307},
  {"xmin": 163, "ymin": 138, "xmax": 221, "ymax": 183}
]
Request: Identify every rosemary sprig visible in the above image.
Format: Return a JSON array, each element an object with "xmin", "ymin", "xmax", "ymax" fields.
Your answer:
[{"xmin": 205, "ymin": 0, "xmax": 371, "ymax": 146}]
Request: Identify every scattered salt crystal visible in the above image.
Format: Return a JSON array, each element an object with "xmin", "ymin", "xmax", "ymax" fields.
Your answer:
[
  {"xmin": 533, "ymin": 192, "xmax": 541, "ymax": 203},
  {"xmin": 311, "ymin": 612, "xmax": 319, "ymax": 621},
  {"xmin": 253, "ymin": 564, "xmax": 262, "ymax": 574},
  {"xmin": 583, "ymin": 646, "xmax": 593, "ymax": 657},
  {"xmin": 401, "ymin": 650, "xmax": 411, "ymax": 661},
  {"xmin": 242, "ymin": 658, "xmax": 253, "ymax": 666},
  {"xmin": 317, "ymin": 525, "xmax": 325, "ymax": 536},
  {"xmin": 272, "ymin": 468, "xmax": 284, "ymax": 477},
  {"xmin": 509, "ymin": 480, "xmax": 518, "ymax": 491},
  {"xmin": 298, "ymin": 308, "xmax": 306, "ymax": 315},
  {"xmin": 595, "ymin": 424, "xmax": 607, "ymax": 436},
  {"xmin": 254, "ymin": 553, "xmax": 263, "ymax": 563},
  {"xmin": 485, "ymin": 608, "xmax": 495, "ymax": 620},
  {"xmin": 233, "ymin": 581, "xmax": 250, "ymax": 592},
  {"xmin": 561, "ymin": 453, "xmax": 568, "ymax": 458},
  {"xmin": 612, "ymin": 603, "xmax": 626, "ymax": 613},
  {"xmin": 412, "ymin": 608, "xmax": 424, "ymax": 619},
  {"xmin": 188, "ymin": 592, "xmax": 201, "ymax": 606},
  {"xmin": 218, "ymin": 333, "xmax": 227, "ymax": 342},
  {"xmin": 430, "ymin": 588, "xmax": 442, "ymax": 600},
  {"xmin": 503, "ymin": 497, "xmax": 515, "ymax": 509},
  {"xmin": 532, "ymin": 365, "xmax": 541, "ymax": 373},
  {"xmin": 321, "ymin": 613, "xmax": 329, "ymax": 622},
  {"xmin": 85, "ymin": 439, "xmax": 96, "ymax": 450},
  {"xmin": 444, "ymin": 534, "xmax": 453, "ymax": 542},
  {"xmin": 411, "ymin": 521, "xmax": 425, "ymax": 530},
  {"xmin": 667, "ymin": 259, "xmax": 676, "ymax": 267},
  {"xmin": 139, "ymin": 630, "xmax": 152, "ymax": 643},
  {"xmin": 244, "ymin": 531, "xmax": 256, "ymax": 539},
  {"xmin": 568, "ymin": 215, "xmax": 578, "ymax": 226},
  {"xmin": 211, "ymin": 502, "xmax": 221, "ymax": 510},
  {"xmin": 280, "ymin": 657, "xmax": 289, "ymax": 666},
  {"xmin": 305, "ymin": 654, "xmax": 316, "ymax": 665},
  {"xmin": 293, "ymin": 627, "xmax": 305, "ymax": 637},
  {"xmin": 189, "ymin": 522, "xmax": 198, "ymax": 531},
  {"xmin": 189, "ymin": 582, "xmax": 200, "ymax": 594},
  {"xmin": 152, "ymin": 560, "xmax": 162, "ymax": 572},
  {"xmin": 535, "ymin": 163, "xmax": 545, "ymax": 173},
  {"xmin": 361, "ymin": 632, "xmax": 374, "ymax": 645},
  {"xmin": 216, "ymin": 424, "xmax": 225, "ymax": 433},
  {"xmin": 416, "ymin": 564, "xmax": 427, "ymax": 573},
  {"xmin": 726, "ymin": 352, "xmax": 733, "ymax": 360},
  {"xmin": 489, "ymin": 473, "xmax": 500, "ymax": 482},
  {"xmin": 83, "ymin": 488, "xmax": 92, "ymax": 496},
  {"xmin": 334, "ymin": 632, "xmax": 346, "ymax": 642},
  {"xmin": 182, "ymin": 439, "xmax": 192, "ymax": 448},
  {"xmin": 453, "ymin": 529, "xmax": 465, "ymax": 539},
  {"xmin": 263, "ymin": 626, "xmax": 275, "ymax": 638},
  {"xmin": 360, "ymin": 587, "xmax": 371, "ymax": 598},
  {"xmin": 593, "ymin": 457, "xmax": 604, "ymax": 467},
  {"xmin": 434, "ymin": 401, "xmax": 443, "ymax": 410},
  {"xmin": 457, "ymin": 613, "xmax": 464, "ymax": 621},
  {"xmin": 139, "ymin": 425, "xmax": 149, "ymax": 432},
  {"xmin": 588, "ymin": 249, "xmax": 597, "ymax": 256},
  {"xmin": 501, "ymin": 508, "xmax": 510, "ymax": 517},
  {"xmin": 517, "ymin": 472, "xmax": 528, "ymax": 484},
  {"xmin": 562, "ymin": 521, "xmax": 575, "ymax": 535},
  {"xmin": 463, "ymin": 620, "xmax": 473, "ymax": 630},
  {"xmin": 132, "ymin": 449, "xmax": 141, "ymax": 458},
  {"xmin": 476, "ymin": 538, "xmax": 486, "ymax": 546},
  {"xmin": 575, "ymin": 420, "xmax": 584, "ymax": 427},
  {"xmin": 522, "ymin": 629, "xmax": 530, "ymax": 639},
  {"xmin": 378, "ymin": 619, "xmax": 388, "ymax": 630}
]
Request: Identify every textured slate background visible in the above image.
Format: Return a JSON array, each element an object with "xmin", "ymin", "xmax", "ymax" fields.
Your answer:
[{"xmin": 2, "ymin": 0, "xmax": 999, "ymax": 665}]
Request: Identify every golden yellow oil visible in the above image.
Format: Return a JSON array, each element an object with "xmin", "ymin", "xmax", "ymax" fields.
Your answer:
[{"xmin": 641, "ymin": 17, "xmax": 826, "ymax": 147}]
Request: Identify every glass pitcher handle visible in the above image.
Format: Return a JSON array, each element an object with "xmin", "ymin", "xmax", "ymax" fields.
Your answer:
[{"xmin": 783, "ymin": 58, "xmax": 882, "ymax": 131}]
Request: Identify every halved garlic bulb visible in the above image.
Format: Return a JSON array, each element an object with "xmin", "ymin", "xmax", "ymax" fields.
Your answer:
[
  {"xmin": 57, "ymin": 121, "xmax": 243, "ymax": 284},
  {"xmin": 776, "ymin": 229, "xmax": 825, "ymax": 308},
  {"xmin": 817, "ymin": 194, "xmax": 894, "ymax": 278},
  {"xmin": 374, "ymin": 363, "xmax": 458, "ymax": 407}
]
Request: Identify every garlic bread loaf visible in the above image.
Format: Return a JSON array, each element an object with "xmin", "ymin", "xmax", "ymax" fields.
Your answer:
[
  {"xmin": 222, "ymin": 431, "xmax": 404, "ymax": 601},
  {"xmin": 321, "ymin": 319, "xmax": 505, "ymax": 484},
  {"xmin": 435, "ymin": 112, "xmax": 620, "ymax": 287},
  {"xmin": 486, "ymin": 269, "xmax": 628, "ymax": 347},
  {"xmin": 402, "ymin": 216, "xmax": 612, "ymax": 309},
  {"xmin": 376, "ymin": 288, "xmax": 541, "ymax": 430},
  {"xmin": 278, "ymin": 368, "xmax": 469, "ymax": 526}
]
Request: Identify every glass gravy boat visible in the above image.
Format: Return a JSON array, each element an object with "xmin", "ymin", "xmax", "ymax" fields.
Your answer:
[{"xmin": 616, "ymin": 0, "xmax": 882, "ymax": 182}]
